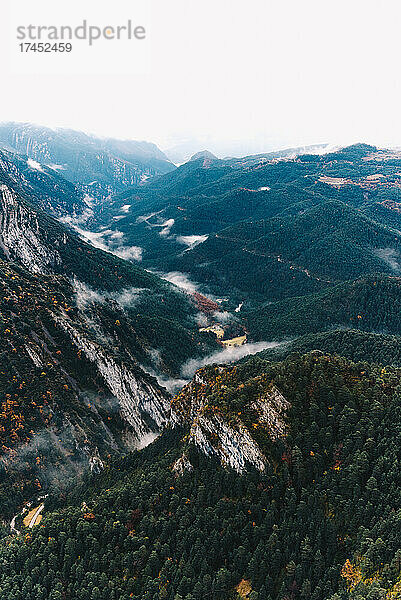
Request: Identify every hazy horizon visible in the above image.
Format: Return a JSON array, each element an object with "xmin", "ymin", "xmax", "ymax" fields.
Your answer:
[
  {"xmin": 0, "ymin": 118, "xmax": 394, "ymax": 165},
  {"xmin": 3, "ymin": 0, "xmax": 401, "ymax": 158},
  {"xmin": 0, "ymin": 118, "xmax": 338, "ymax": 161}
]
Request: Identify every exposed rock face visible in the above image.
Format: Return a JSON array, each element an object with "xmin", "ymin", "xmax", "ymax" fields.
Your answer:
[
  {"xmin": 0, "ymin": 177, "xmax": 199, "ymax": 457},
  {"xmin": 0, "ymin": 122, "xmax": 174, "ymax": 200},
  {"xmin": 0, "ymin": 184, "xmax": 62, "ymax": 273},
  {"xmin": 250, "ymin": 387, "xmax": 290, "ymax": 441},
  {"xmin": 189, "ymin": 413, "xmax": 267, "ymax": 473},
  {"xmin": 0, "ymin": 148, "xmax": 88, "ymax": 217},
  {"xmin": 172, "ymin": 454, "xmax": 193, "ymax": 476},
  {"xmin": 0, "ymin": 257, "xmax": 172, "ymax": 510},
  {"xmin": 171, "ymin": 366, "xmax": 290, "ymax": 473},
  {"xmin": 55, "ymin": 314, "xmax": 171, "ymax": 447},
  {"xmin": 89, "ymin": 454, "xmax": 104, "ymax": 474}
]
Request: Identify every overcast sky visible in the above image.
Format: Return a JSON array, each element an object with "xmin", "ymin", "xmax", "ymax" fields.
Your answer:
[{"xmin": 2, "ymin": 0, "xmax": 401, "ymax": 156}]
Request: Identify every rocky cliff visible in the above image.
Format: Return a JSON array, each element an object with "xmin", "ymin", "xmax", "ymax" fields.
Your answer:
[{"xmin": 171, "ymin": 365, "xmax": 290, "ymax": 473}]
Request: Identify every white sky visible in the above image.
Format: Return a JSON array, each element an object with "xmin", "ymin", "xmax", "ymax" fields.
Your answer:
[{"xmin": 2, "ymin": 0, "xmax": 401, "ymax": 156}]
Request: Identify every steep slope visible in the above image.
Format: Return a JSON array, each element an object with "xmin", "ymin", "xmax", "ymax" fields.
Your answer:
[
  {"xmin": 172, "ymin": 364, "xmax": 290, "ymax": 473},
  {"xmin": 1, "ymin": 353, "xmax": 400, "ymax": 599},
  {"xmin": 0, "ymin": 122, "xmax": 175, "ymax": 199},
  {"xmin": 189, "ymin": 150, "xmax": 218, "ymax": 162},
  {"xmin": 0, "ymin": 176, "xmax": 163, "ymax": 286},
  {"xmin": 0, "ymin": 173, "xmax": 220, "ymax": 516},
  {"xmin": 245, "ymin": 275, "xmax": 401, "ymax": 340},
  {"xmin": 245, "ymin": 201, "xmax": 401, "ymax": 281},
  {"xmin": 0, "ymin": 259, "xmax": 171, "ymax": 516},
  {"xmin": 0, "ymin": 173, "xmax": 219, "ymax": 369},
  {"xmin": 1, "ymin": 137, "xmax": 401, "ymax": 600},
  {"xmin": 253, "ymin": 328, "xmax": 401, "ymax": 368},
  {"xmin": 82, "ymin": 144, "xmax": 401, "ymax": 307},
  {"xmin": 104, "ymin": 147, "xmax": 314, "ymax": 222},
  {"xmin": 93, "ymin": 183, "xmax": 327, "ymax": 268},
  {"xmin": 97, "ymin": 142, "xmax": 396, "ymax": 234},
  {"xmin": 93, "ymin": 153, "xmax": 311, "ymax": 240},
  {"xmin": 0, "ymin": 148, "xmax": 88, "ymax": 217},
  {"xmin": 166, "ymin": 201, "xmax": 401, "ymax": 302}
]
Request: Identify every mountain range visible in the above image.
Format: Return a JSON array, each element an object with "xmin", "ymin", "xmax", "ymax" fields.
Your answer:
[
  {"xmin": 0, "ymin": 124, "xmax": 400, "ymax": 600},
  {"xmin": 0, "ymin": 122, "xmax": 175, "ymax": 201}
]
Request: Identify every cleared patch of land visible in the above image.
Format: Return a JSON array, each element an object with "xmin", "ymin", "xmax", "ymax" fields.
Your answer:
[{"xmin": 23, "ymin": 504, "xmax": 44, "ymax": 528}]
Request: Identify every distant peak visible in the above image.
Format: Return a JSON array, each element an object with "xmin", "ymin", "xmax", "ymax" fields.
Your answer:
[{"xmin": 189, "ymin": 150, "xmax": 217, "ymax": 162}]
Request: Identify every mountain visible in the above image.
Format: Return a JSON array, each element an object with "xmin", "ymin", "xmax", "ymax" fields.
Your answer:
[
  {"xmin": 0, "ymin": 148, "xmax": 88, "ymax": 217},
  {"xmin": 1, "ymin": 353, "xmax": 400, "ymax": 599},
  {"xmin": 189, "ymin": 150, "xmax": 218, "ymax": 162},
  {"xmin": 0, "ymin": 189, "xmax": 218, "ymax": 373},
  {"xmin": 1, "ymin": 133, "xmax": 401, "ymax": 600},
  {"xmin": 0, "ymin": 122, "xmax": 175, "ymax": 200},
  {"xmin": 87, "ymin": 144, "xmax": 401, "ymax": 295},
  {"xmin": 164, "ymin": 140, "xmax": 329, "ymax": 165},
  {"xmin": 0, "ymin": 258, "xmax": 171, "ymax": 515},
  {"xmin": 0, "ymin": 165, "xmax": 220, "ymax": 372},
  {"xmin": 253, "ymin": 328, "xmax": 401, "ymax": 367},
  {"xmin": 157, "ymin": 201, "xmax": 400, "ymax": 306},
  {"xmin": 172, "ymin": 362, "xmax": 289, "ymax": 473},
  {"xmin": 48, "ymin": 142, "xmax": 401, "ymax": 358},
  {"xmin": 0, "ymin": 162, "xmax": 220, "ymax": 516},
  {"xmin": 245, "ymin": 275, "xmax": 401, "ymax": 340}
]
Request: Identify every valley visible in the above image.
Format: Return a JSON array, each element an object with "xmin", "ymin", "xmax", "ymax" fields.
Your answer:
[{"xmin": 0, "ymin": 125, "xmax": 400, "ymax": 600}]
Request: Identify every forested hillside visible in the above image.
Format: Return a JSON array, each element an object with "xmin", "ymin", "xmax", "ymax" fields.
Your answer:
[
  {"xmin": 0, "ymin": 167, "xmax": 216, "ymax": 369},
  {"xmin": 1, "ymin": 131, "xmax": 401, "ymax": 600},
  {"xmin": 0, "ymin": 256, "xmax": 214, "ymax": 518},
  {"xmin": 245, "ymin": 275, "xmax": 401, "ymax": 340},
  {"xmin": 253, "ymin": 329, "xmax": 401, "ymax": 368},
  {"xmin": 0, "ymin": 157, "xmax": 218, "ymax": 518},
  {"xmin": 0, "ymin": 354, "xmax": 400, "ymax": 600},
  {"xmin": 81, "ymin": 144, "xmax": 401, "ymax": 313},
  {"xmin": 0, "ymin": 149, "xmax": 88, "ymax": 217}
]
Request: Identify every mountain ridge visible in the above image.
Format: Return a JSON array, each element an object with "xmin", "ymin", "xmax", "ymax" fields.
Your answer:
[{"xmin": 0, "ymin": 122, "xmax": 175, "ymax": 200}]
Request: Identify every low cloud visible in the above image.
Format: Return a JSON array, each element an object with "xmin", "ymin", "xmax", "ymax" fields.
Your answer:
[
  {"xmin": 135, "ymin": 212, "xmax": 176, "ymax": 239},
  {"xmin": 27, "ymin": 158, "xmax": 44, "ymax": 172},
  {"xmin": 159, "ymin": 218, "xmax": 175, "ymax": 237},
  {"xmin": 74, "ymin": 280, "xmax": 104, "ymax": 308},
  {"xmin": 113, "ymin": 287, "xmax": 144, "ymax": 307},
  {"xmin": 181, "ymin": 341, "xmax": 282, "ymax": 378},
  {"xmin": 59, "ymin": 202, "xmax": 94, "ymax": 227},
  {"xmin": 137, "ymin": 213, "xmax": 208, "ymax": 250},
  {"xmin": 156, "ymin": 374, "xmax": 189, "ymax": 395},
  {"xmin": 71, "ymin": 226, "xmax": 143, "ymax": 262},
  {"xmin": 113, "ymin": 246, "xmax": 143, "ymax": 261},
  {"xmin": 109, "ymin": 231, "xmax": 124, "ymax": 240},
  {"xmin": 138, "ymin": 361, "xmax": 188, "ymax": 395},
  {"xmin": 213, "ymin": 310, "xmax": 233, "ymax": 323},
  {"xmin": 161, "ymin": 271, "xmax": 199, "ymax": 294},
  {"xmin": 147, "ymin": 342, "xmax": 284, "ymax": 396},
  {"xmin": 74, "ymin": 279, "xmax": 143, "ymax": 309},
  {"xmin": 47, "ymin": 163, "xmax": 66, "ymax": 171},
  {"xmin": 1, "ymin": 423, "xmax": 106, "ymax": 505},
  {"xmin": 195, "ymin": 312, "xmax": 209, "ymax": 327},
  {"xmin": 136, "ymin": 210, "xmax": 163, "ymax": 224},
  {"xmin": 374, "ymin": 247, "xmax": 400, "ymax": 272},
  {"xmin": 176, "ymin": 234, "xmax": 208, "ymax": 249}
]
